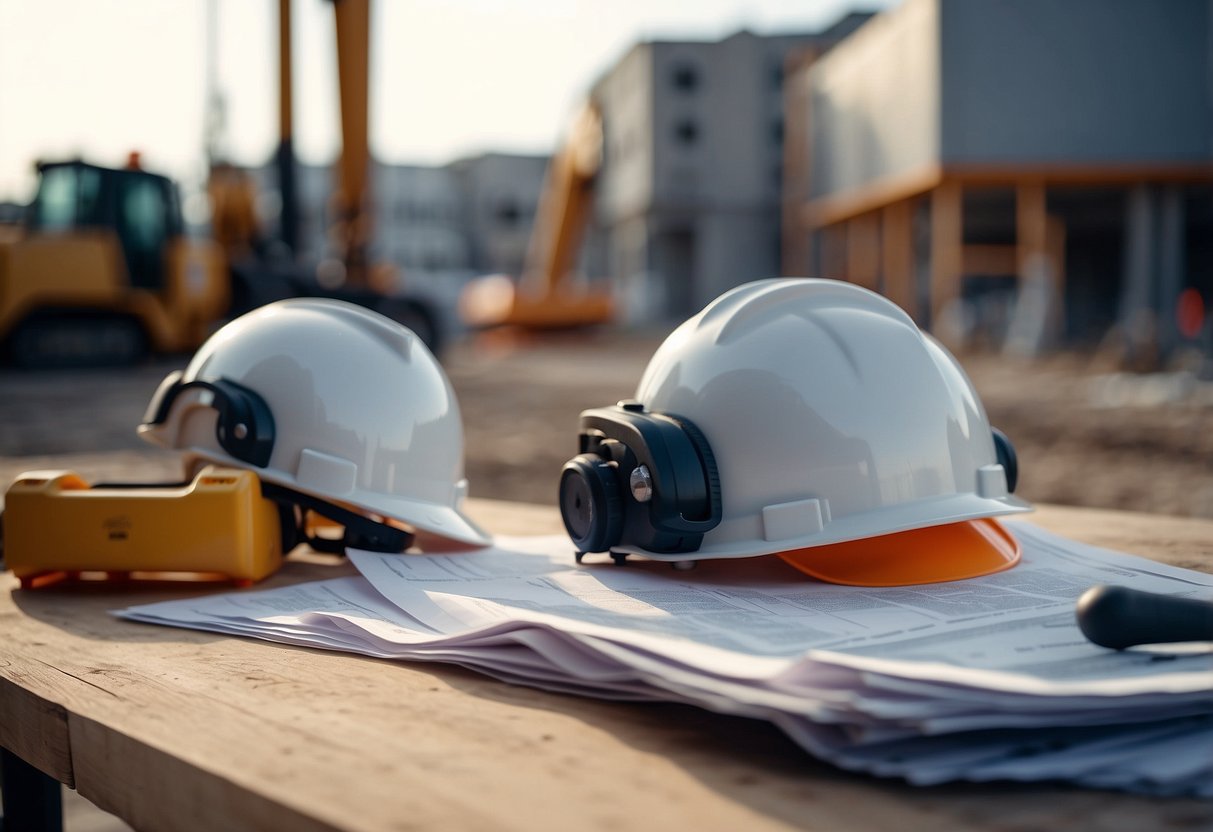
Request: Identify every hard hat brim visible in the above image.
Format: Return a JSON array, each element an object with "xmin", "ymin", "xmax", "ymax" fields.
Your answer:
[
  {"xmin": 613, "ymin": 492, "xmax": 1031, "ymax": 563},
  {"xmin": 356, "ymin": 490, "xmax": 493, "ymax": 548},
  {"xmin": 776, "ymin": 517, "xmax": 1020, "ymax": 586}
]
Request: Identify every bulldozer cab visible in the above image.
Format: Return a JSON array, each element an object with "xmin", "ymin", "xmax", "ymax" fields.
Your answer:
[
  {"xmin": 28, "ymin": 161, "xmax": 183, "ymax": 291},
  {"xmin": 1, "ymin": 161, "xmax": 228, "ymax": 367}
]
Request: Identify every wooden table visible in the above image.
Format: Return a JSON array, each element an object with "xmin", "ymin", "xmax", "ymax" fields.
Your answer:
[{"xmin": 2, "ymin": 499, "xmax": 1211, "ymax": 832}]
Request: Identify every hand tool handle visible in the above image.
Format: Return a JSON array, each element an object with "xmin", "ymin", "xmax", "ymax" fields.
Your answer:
[{"xmin": 1076, "ymin": 584, "xmax": 1213, "ymax": 649}]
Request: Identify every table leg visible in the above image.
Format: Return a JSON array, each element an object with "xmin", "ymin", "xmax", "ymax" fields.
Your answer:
[{"xmin": 0, "ymin": 746, "xmax": 63, "ymax": 832}]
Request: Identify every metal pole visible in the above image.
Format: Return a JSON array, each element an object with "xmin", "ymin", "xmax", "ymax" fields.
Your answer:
[{"xmin": 277, "ymin": 0, "xmax": 300, "ymax": 256}]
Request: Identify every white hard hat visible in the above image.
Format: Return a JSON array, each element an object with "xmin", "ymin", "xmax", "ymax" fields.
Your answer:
[
  {"xmin": 559, "ymin": 278, "xmax": 1031, "ymax": 585},
  {"xmin": 139, "ymin": 298, "xmax": 490, "ymax": 547}
]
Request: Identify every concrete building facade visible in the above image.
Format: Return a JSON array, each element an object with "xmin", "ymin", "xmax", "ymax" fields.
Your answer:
[
  {"xmin": 786, "ymin": 0, "xmax": 1213, "ymax": 352},
  {"xmin": 373, "ymin": 164, "xmax": 468, "ymax": 274},
  {"xmin": 591, "ymin": 15, "xmax": 870, "ymax": 322},
  {"xmin": 449, "ymin": 153, "xmax": 549, "ymax": 278}
]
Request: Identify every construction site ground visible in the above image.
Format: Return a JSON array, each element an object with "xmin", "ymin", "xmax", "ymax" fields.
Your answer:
[{"xmin": 2, "ymin": 329, "xmax": 1212, "ymax": 521}]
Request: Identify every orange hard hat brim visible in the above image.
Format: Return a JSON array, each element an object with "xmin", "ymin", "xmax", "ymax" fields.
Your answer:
[{"xmin": 777, "ymin": 518, "xmax": 1021, "ymax": 586}]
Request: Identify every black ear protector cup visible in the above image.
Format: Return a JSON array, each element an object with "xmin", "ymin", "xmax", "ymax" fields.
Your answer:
[
  {"xmin": 661, "ymin": 413, "xmax": 722, "ymax": 525},
  {"xmin": 260, "ymin": 481, "xmax": 414, "ymax": 555},
  {"xmin": 559, "ymin": 455, "xmax": 623, "ymax": 554},
  {"xmin": 206, "ymin": 379, "xmax": 275, "ymax": 467},
  {"xmin": 991, "ymin": 427, "xmax": 1018, "ymax": 493},
  {"xmin": 143, "ymin": 370, "xmax": 275, "ymax": 468}
]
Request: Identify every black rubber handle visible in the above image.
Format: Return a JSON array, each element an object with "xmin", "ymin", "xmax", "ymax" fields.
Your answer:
[{"xmin": 1076, "ymin": 584, "xmax": 1213, "ymax": 649}]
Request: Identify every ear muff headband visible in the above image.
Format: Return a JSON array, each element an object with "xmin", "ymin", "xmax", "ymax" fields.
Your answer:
[{"xmin": 144, "ymin": 370, "xmax": 275, "ymax": 468}]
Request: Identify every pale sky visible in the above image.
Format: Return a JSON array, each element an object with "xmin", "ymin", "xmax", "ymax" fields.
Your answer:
[{"xmin": 0, "ymin": 0, "xmax": 893, "ymax": 202}]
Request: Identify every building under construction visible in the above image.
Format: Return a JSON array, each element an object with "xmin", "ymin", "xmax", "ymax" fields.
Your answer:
[
  {"xmin": 256, "ymin": 153, "xmax": 548, "ymax": 281},
  {"xmin": 589, "ymin": 15, "xmax": 872, "ymax": 321},
  {"xmin": 783, "ymin": 0, "xmax": 1213, "ymax": 353}
]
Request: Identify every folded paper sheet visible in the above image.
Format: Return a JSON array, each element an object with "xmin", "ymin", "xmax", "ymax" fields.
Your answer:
[{"xmin": 116, "ymin": 522, "xmax": 1213, "ymax": 796}]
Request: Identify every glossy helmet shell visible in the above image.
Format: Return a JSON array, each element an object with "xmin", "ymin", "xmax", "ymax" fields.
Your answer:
[
  {"xmin": 622, "ymin": 278, "xmax": 1030, "ymax": 561},
  {"xmin": 139, "ymin": 298, "xmax": 490, "ymax": 546}
]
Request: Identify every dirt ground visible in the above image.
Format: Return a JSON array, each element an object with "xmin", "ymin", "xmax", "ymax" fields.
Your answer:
[{"xmin": 1, "ymin": 329, "xmax": 1211, "ymax": 519}]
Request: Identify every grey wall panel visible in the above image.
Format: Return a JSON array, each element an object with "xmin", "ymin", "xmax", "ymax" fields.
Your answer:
[
  {"xmin": 940, "ymin": 0, "xmax": 1212, "ymax": 165},
  {"xmin": 807, "ymin": 0, "xmax": 940, "ymax": 199},
  {"xmin": 693, "ymin": 209, "xmax": 782, "ymax": 309},
  {"xmin": 595, "ymin": 45, "xmax": 656, "ymax": 224}
]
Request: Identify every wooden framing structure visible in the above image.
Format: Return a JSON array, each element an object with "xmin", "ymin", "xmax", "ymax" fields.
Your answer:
[
  {"xmin": 785, "ymin": 163, "xmax": 1212, "ymax": 331},
  {"xmin": 779, "ymin": 6, "xmax": 1213, "ymax": 343},
  {"xmin": 781, "ymin": 42, "xmax": 1213, "ymax": 336}
]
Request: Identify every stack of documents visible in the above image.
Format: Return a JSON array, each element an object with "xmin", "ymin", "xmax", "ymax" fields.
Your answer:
[{"xmin": 118, "ymin": 522, "xmax": 1213, "ymax": 796}]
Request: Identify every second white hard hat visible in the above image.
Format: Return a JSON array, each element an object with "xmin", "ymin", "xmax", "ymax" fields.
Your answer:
[{"xmin": 139, "ymin": 298, "xmax": 490, "ymax": 547}]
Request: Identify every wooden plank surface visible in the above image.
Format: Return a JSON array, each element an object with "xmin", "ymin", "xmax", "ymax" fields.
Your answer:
[{"xmin": 2, "ymin": 498, "xmax": 1211, "ymax": 832}]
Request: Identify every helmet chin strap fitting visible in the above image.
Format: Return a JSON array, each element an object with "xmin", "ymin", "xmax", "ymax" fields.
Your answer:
[{"xmin": 260, "ymin": 481, "xmax": 414, "ymax": 555}]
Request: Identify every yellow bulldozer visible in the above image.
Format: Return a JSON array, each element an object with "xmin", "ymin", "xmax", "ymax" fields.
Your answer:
[
  {"xmin": 0, "ymin": 0, "xmax": 439, "ymax": 368},
  {"xmin": 0, "ymin": 156, "xmax": 440, "ymax": 368},
  {"xmin": 0, "ymin": 159, "xmax": 229, "ymax": 368}
]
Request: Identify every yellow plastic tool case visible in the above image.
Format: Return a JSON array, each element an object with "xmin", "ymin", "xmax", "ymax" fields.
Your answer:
[{"xmin": 3, "ymin": 466, "xmax": 283, "ymax": 588}]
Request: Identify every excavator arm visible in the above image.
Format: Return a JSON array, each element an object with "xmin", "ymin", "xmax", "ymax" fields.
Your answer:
[
  {"xmin": 330, "ymin": 0, "xmax": 372, "ymax": 287},
  {"xmin": 268, "ymin": 0, "xmax": 372, "ymax": 285},
  {"xmin": 459, "ymin": 102, "xmax": 614, "ymax": 330}
]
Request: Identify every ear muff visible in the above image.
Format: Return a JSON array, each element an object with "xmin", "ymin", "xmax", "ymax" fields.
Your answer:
[
  {"xmin": 559, "ymin": 454, "xmax": 623, "ymax": 554},
  {"xmin": 660, "ymin": 413, "xmax": 722, "ymax": 527},
  {"xmin": 991, "ymin": 427, "xmax": 1018, "ymax": 493},
  {"xmin": 143, "ymin": 370, "xmax": 275, "ymax": 468}
]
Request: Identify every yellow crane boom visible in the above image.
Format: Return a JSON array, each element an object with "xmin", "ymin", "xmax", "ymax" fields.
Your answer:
[{"xmin": 459, "ymin": 102, "xmax": 614, "ymax": 330}]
